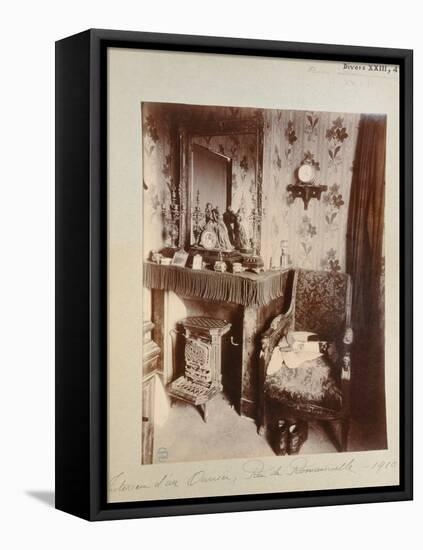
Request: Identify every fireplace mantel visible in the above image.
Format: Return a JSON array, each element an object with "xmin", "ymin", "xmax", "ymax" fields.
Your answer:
[
  {"xmin": 144, "ymin": 262, "xmax": 289, "ymax": 307},
  {"xmin": 144, "ymin": 261, "xmax": 291, "ymax": 421}
]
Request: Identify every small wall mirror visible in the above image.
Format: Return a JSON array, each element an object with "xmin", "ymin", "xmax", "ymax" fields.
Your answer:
[{"xmin": 177, "ymin": 117, "xmax": 264, "ymax": 256}]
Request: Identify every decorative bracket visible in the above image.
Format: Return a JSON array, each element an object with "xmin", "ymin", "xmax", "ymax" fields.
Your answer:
[{"xmin": 286, "ymin": 183, "xmax": 328, "ymax": 210}]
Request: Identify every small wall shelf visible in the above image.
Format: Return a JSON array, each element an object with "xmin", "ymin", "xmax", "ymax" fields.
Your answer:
[{"xmin": 287, "ymin": 183, "xmax": 328, "ymax": 210}]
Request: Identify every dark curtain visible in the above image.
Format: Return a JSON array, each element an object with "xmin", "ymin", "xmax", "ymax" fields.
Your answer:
[{"xmin": 346, "ymin": 114, "xmax": 387, "ymax": 447}]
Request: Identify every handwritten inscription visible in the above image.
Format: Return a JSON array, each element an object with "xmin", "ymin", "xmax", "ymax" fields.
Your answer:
[
  {"xmin": 242, "ymin": 457, "xmax": 356, "ymax": 479},
  {"xmin": 109, "ymin": 457, "xmax": 361, "ymax": 495},
  {"xmin": 187, "ymin": 470, "xmax": 235, "ymax": 486},
  {"xmin": 109, "ymin": 472, "xmax": 152, "ymax": 492},
  {"xmin": 342, "ymin": 63, "xmax": 398, "ymax": 75},
  {"xmin": 367, "ymin": 460, "xmax": 398, "ymax": 473}
]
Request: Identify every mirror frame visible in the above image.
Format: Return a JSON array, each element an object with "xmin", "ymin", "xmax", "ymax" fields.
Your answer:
[{"xmin": 176, "ymin": 116, "xmax": 264, "ymax": 251}]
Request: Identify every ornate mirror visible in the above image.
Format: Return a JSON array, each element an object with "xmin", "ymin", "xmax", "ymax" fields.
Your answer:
[{"xmin": 176, "ymin": 117, "xmax": 264, "ymax": 258}]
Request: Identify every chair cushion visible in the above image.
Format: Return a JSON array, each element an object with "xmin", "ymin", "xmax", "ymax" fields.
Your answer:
[{"xmin": 264, "ymin": 355, "xmax": 342, "ymax": 411}]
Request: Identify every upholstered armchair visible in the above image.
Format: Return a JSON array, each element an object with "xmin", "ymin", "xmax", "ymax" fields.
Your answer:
[{"xmin": 258, "ymin": 268, "xmax": 353, "ymax": 453}]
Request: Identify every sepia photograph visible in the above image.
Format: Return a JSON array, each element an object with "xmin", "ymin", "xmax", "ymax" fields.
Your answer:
[
  {"xmin": 104, "ymin": 44, "xmax": 405, "ymax": 508},
  {"xmin": 141, "ymin": 102, "xmax": 387, "ymax": 464}
]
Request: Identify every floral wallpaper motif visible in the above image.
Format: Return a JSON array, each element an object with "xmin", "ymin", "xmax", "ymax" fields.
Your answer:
[
  {"xmin": 325, "ymin": 116, "xmax": 350, "ymax": 170},
  {"xmin": 261, "ymin": 109, "xmax": 359, "ymax": 271},
  {"xmin": 144, "ymin": 114, "xmax": 160, "ymax": 155},
  {"xmin": 298, "ymin": 215, "xmax": 317, "ymax": 265},
  {"xmin": 320, "ymin": 248, "xmax": 341, "ymax": 272},
  {"xmin": 142, "ymin": 103, "xmax": 173, "ymax": 255},
  {"xmin": 323, "ymin": 183, "xmax": 345, "ymax": 231},
  {"xmin": 304, "ymin": 112, "xmax": 319, "ymax": 142},
  {"xmin": 284, "ymin": 119, "xmax": 297, "ymax": 166}
]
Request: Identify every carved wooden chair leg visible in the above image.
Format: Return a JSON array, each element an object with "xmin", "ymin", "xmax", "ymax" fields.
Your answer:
[
  {"xmin": 322, "ymin": 420, "xmax": 342, "ymax": 451},
  {"xmin": 288, "ymin": 420, "xmax": 308, "ymax": 455},
  {"xmin": 273, "ymin": 419, "xmax": 290, "ymax": 455}
]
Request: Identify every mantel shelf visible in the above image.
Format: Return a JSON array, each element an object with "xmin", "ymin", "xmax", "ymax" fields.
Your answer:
[{"xmin": 144, "ymin": 261, "xmax": 289, "ymax": 307}]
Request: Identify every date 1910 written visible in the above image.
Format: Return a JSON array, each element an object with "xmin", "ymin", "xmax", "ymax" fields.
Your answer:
[
  {"xmin": 343, "ymin": 63, "xmax": 398, "ymax": 75},
  {"xmin": 369, "ymin": 460, "xmax": 398, "ymax": 473}
]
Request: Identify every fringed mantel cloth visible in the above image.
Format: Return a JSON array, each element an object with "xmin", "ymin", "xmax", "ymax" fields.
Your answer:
[{"xmin": 144, "ymin": 262, "xmax": 289, "ymax": 307}]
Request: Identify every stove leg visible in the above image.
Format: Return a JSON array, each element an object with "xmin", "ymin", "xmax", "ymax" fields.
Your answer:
[{"xmin": 198, "ymin": 403, "xmax": 208, "ymax": 423}]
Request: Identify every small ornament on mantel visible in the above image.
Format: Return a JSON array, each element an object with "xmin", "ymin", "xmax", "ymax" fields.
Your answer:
[
  {"xmin": 280, "ymin": 240, "xmax": 289, "ymax": 269},
  {"xmin": 191, "ymin": 253, "xmax": 203, "ymax": 270}
]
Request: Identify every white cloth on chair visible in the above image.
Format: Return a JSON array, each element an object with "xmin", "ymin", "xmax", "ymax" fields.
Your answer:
[{"xmin": 266, "ymin": 331, "xmax": 323, "ymax": 375}]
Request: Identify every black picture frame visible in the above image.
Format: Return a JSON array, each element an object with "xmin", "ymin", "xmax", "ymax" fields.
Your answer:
[{"xmin": 55, "ymin": 28, "xmax": 413, "ymax": 521}]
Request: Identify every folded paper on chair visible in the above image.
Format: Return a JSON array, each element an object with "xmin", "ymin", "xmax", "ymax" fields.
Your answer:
[
  {"xmin": 267, "ymin": 331, "xmax": 326, "ymax": 374},
  {"xmin": 286, "ymin": 331, "xmax": 317, "ymax": 345}
]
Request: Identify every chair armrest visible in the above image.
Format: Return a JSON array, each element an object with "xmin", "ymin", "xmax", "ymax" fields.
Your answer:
[
  {"xmin": 257, "ymin": 311, "xmax": 293, "ymax": 435},
  {"xmin": 261, "ymin": 311, "xmax": 293, "ymax": 355}
]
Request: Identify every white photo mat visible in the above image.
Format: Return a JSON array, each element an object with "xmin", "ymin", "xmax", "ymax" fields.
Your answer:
[{"xmin": 107, "ymin": 48, "xmax": 400, "ymax": 503}]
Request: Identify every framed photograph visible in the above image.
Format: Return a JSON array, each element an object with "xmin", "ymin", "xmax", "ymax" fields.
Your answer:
[
  {"xmin": 170, "ymin": 249, "xmax": 189, "ymax": 267},
  {"xmin": 192, "ymin": 253, "xmax": 203, "ymax": 270},
  {"xmin": 56, "ymin": 29, "xmax": 413, "ymax": 521}
]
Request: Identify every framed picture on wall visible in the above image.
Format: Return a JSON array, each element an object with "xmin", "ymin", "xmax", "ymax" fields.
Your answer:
[{"xmin": 56, "ymin": 29, "xmax": 413, "ymax": 521}]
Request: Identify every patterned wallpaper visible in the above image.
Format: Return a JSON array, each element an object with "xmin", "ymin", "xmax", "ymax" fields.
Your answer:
[
  {"xmin": 142, "ymin": 103, "xmax": 360, "ymax": 272},
  {"xmin": 142, "ymin": 103, "xmax": 173, "ymax": 256},
  {"xmin": 261, "ymin": 109, "xmax": 359, "ymax": 271}
]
